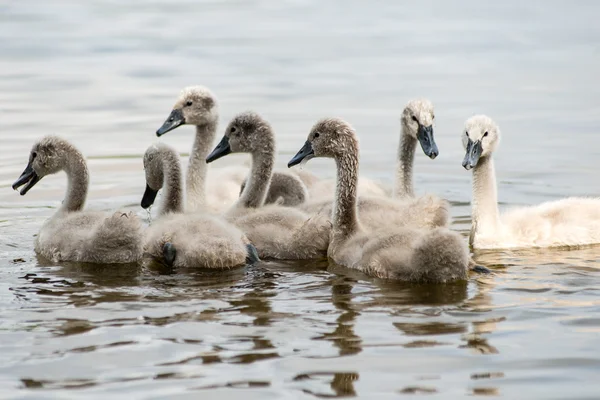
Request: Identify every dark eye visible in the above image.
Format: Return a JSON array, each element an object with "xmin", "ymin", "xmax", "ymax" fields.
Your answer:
[
  {"xmin": 483, "ymin": 131, "xmax": 489, "ymax": 137},
  {"xmin": 432, "ymin": 114, "xmax": 435, "ymax": 120},
  {"xmin": 465, "ymin": 132, "xmax": 469, "ymax": 137},
  {"xmin": 185, "ymin": 101, "xmax": 193, "ymax": 107},
  {"xmin": 31, "ymin": 151, "xmax": 37, "ymax": 159},
  {"xmin": 314, "ymin": 132, "xmax": 320, "ymax": 138},
  {"xmin": 411, "ymin": 116, "xmax": 418, "ymax": 123},
  {"xmin": 230, "ymin": 126, "xmax": 237, "ymax": 134}
]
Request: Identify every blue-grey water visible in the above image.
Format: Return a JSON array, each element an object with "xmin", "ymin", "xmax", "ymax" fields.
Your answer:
[{"xmin": 1, "ymin": 1, "xmax": 600, "ymax": 398}]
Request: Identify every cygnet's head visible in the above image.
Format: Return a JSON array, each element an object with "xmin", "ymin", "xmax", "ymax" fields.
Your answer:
[
  {"xmin": 141, "ymin": 143, "xmax": 175, "ymax": 208},
  {"xmin": 288, "ymin": 117, "xmax": 358, "ymax": 167},
  {"xmin": 461, "ymin": 115, "xmax": 501, "ymax": 170},
  {"xmin": 156, "ymin": 86, "xmax": 218, "ymax": 136},
  {"xmin": 206, "ymin": 111, "xmax": 274, "ymax": 163},
  {"xmin": 401, "ymin": 99, "xmax": 438, "ymax": 159},
  {"xmin": 12, "ymin": 136, "xmax": 77, "ymax": 195}
]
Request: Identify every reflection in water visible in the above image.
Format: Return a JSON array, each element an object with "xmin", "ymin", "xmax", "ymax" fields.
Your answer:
[
  {"xmin": 314, "ymin": 274, "xmax": 362, "ymax": 357},
  {"xmin": 294, "ymin": 372, "xmax": 360, "ymax": 398}
]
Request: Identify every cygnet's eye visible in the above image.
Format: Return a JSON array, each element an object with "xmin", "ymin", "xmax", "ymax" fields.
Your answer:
[
  {"xmin": 31, "ymin": 151, "xmax": 37, "ymax": 159},
  {"xmin": 185, "ymin": 101, "xmax": 193, "ymax": 107},
  {"xmin": 432, "ymin": 114, "xmax": 435, "ymax": 120},
  {"xmin": 465, "ymin": 132, "xmax": 469, "ymax": 138},
  {"xmin": 230, "ymin": 126, "xmax": 237, "ymax": 134},
  {"xmin": 483, "ymin": 131, "xmax": 489, "ymax": 137},
  {"xmin": 314, "ymin": 132, "xmax": 320, "ymax": 139},
  {"xmin": 411, "ymin": 115, "xmax": 418, "ymax": 123}
]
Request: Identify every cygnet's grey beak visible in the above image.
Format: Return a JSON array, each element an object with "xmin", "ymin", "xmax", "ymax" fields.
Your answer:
[
  {"xmin": 462, "ymin": 139, "xmax": 483, "ymax": 170},
  {"xmin": 206, "ymin": 136, "xmax": 231, "ymax": 163},
  {"xmin": 12, "ymin": 162, "xmax": 41, "ymax": 196},
  {"xmin": 417, "ymin": 125, "xmax": 438, "ymax": 159},
  {"xmin": 156, "ymin": 109, "xmax": 185, "ymax": 137},
  {"xmin": 288, "ymin": 141, "xmax": 315, "ymax": 168},
  {"xmin": 141, "ymin": 184, "xmax": 159, "ymax": 209}
]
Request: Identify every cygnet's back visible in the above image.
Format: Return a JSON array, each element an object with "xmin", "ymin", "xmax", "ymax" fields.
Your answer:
[
  {"xmin": 299, "ymin": 193, "xmax": 448, "ymax": 231},
  {"xmin": 239, "ymin": 170, "xmax": 309, "ymax": 207},
  {"xmin": 12, "ymin": 136, "xmax": 143, "ymax": 264},
  {"xmin": 141, "ymin": 143, "xmax": 255, "ymax": 268}
]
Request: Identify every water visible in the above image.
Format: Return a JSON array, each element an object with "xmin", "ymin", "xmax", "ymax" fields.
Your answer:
[{"xmin": 1, "ymin": 0, "xmax": 600, "ymax": 398}]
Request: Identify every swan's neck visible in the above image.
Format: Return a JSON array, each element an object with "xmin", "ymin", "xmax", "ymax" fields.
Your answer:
[
  {"xmin": 239, "ymin": 150, "xmax": 273, "ymax": 208},
  {"xmin": 62, "ymin": 148, "xmax": 89, "ymax": 212},
  {"xmin": 160, "ymin": 153, "xmax": 184, "ymax": 215},
  {"xmin": 187, "ymin": 121, "xmax": 217, "ymax": 209},
  {"xmin": 471, "ymin": 155, "xmax": 501, "ymax": 236},
  {"xmin": 333, "ymin": 151, "xmax": 360, "ymax": 239},
  {"xmin": 394, "ymin": 127, "xmax": 416, "ymax": 198}
]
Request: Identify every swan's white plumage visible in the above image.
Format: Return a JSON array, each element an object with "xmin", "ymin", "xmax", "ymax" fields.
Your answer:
[{"xmin": 463, "ymin": 115, "xmax": 600, "ymax": 249}]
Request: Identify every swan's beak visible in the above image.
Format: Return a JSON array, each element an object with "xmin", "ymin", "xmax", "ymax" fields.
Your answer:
[
  {"xmin": 417, "ymin": 125, "xmax": 438, "ymax": 159},
  {"xmin": 156, "ymin": 109, "xmax": 185, "ymax": 137},
  {"xmin": 288, "ymin": 141, "xmax": 314, "ymax": 168},
  {"xmin": 12, "ymin": 163, "xmax": 41, "ymax": 196},
  {"xmin": 206, "ymin": 136, "xmax": 231, "ymax": 163},
  {"xmin": 462, "ymin": 139, "xmax": 483, "ymax": 170},
  {"xmin": 141, "ymin": 184, "xmax": 159, "ymax": 208},
  {"xmin": 163, "ymin": 242, "xmax": 176, "ymax": 267}
]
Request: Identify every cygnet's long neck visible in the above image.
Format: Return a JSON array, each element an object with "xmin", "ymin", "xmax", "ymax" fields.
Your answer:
[
  {"xmin": 159, "ymin": 153, "xmax": 184, "ymax": 216},
  {"xmin": 186, "ymin": 121, "xmax": 217, "ymax": 210},
  {"xmin": 240, "ymin": 147, "xmax": 274, "ymax": 209},
  {"xmin": 394, "ymin": 123, "xmax": 416, "ymax": 198},
  {"xmin": 471, "ymin": 155, "xmax": 501, "ymax": 236},
  {"xmin": 61, "ymin": 148, "xmax": 89, "ymax": 213},
  {"xmin": 333, "ymin": 148, "xmax": 360, "ymax": 239}
]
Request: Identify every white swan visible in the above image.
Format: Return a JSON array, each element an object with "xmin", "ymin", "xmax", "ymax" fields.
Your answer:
[
  {"xmin": 206, "ymin": 111, "xmax": 331, "ymax": 260},
  {"xmin": 156, "ymin": 86, "xmax": 310, "ymax": 211},
  {"xmin": 462, "ymin": 115, "xmax": 600, "ymax": 249},
  {"xmin": 140, "ymin": 142, "xmax": 257, "ymax": 268},
  {"xmin": 12, "ymin": 136, "xmax": 143, "ymax": 264},
  {"xmin": 288, "ymin": 118, "xmax": 469, "ymax": 282}
]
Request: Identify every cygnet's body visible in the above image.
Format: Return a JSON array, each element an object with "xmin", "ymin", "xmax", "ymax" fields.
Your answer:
[
  {"xmin": 156, "ymin": 86, "xmax": 308, "ymax": 212},
  {"xmin": 462, "ymin": 115, "xmax": 600, "ymax": 250},
  {"xmin": 288, "ymin": 118, "xmax": 469, "ymax": 282},
  {"xmin": 206, "ymin": 112, "xmax": 330, "ymax": 260},
  {"xmin": 141, "ymin": 143, "xmax": 254, "ymax": 268},
  {"xmin": 12, "ymin": 136, "xmax": 143, "ymax": 264}
]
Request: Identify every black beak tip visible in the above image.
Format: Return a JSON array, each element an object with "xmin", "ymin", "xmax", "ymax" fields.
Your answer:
[
  {"xmin": 141, "ymin": 184, "xmax": 159, "ymax": 209},
  {"xmin": 206, "ymin": 136, "xmax": 231, "ymax": 164},
  {"xmin": 163, "ymin": 242, "xmax": 176, "ymax": 267}
]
